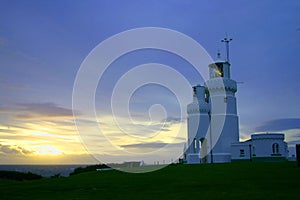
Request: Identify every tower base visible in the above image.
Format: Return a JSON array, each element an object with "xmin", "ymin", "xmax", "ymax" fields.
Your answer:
[
  {"xmin": 186, "ymin": 153, "xmax": 200, "ymax": 164},
  {"xmin": 211, "ymin": 153, "xmax": 231, "ymax": 163}
]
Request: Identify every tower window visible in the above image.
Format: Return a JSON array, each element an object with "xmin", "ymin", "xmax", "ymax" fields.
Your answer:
[
  {"xmin": 214, "ymin": 63, "xmax": 224, "ymax": 77},
  {"xmin": 272, "ymin": 143, "xmax": 279, "ymax": 154},
  {"xmin": 193, "ymin": 87, "xmax": 196, "ymax": 96},
  {"xmin": 205, "ymin": 91, "xmax": 210, "ymax": 103},
  {"xmin": 193, "ymin": 138, "xmax": 196, "ymax": 153},
  {"xmin": 224, "ymin": 97, "xmax": 227, "ymax": 103}
]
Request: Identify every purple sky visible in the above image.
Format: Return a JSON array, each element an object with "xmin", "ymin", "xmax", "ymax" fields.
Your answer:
[{"xmin": 0, "ymin": 0, "xmax": 299, "ymax": 163}]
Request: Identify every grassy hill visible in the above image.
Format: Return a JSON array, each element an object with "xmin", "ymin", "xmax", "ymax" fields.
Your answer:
[{"xmin": 0, "ymin": 162, "xmax": 299, "ymax": 200}]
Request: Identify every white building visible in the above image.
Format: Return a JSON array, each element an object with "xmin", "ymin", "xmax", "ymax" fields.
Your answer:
[
  {"xmin": 185, "ymin": 42, "xmax": 288, "ymax": 164},
  {"xmin": 231, "ymin": 133, "xmax": 288, "ymax": 162}
]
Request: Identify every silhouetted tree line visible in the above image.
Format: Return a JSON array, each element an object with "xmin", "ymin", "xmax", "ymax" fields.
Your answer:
[
  {"xmin": 0, "ymin": 170, "xmax": 43, "ymax": 181},
  {"xmin": 70, "ymin": 164, "xmax": 109, "ymax": 175}
]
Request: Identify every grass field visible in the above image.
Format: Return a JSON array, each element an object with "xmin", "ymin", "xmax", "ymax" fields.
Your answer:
[{"xmin": 0, "ymin": 162, "xmax": 299, "ymax": 200}]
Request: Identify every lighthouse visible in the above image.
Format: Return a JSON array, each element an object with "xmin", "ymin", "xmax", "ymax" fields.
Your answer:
[{"xmin": 186, "ymin": 38, "xmax": 239, "ymax": 164}]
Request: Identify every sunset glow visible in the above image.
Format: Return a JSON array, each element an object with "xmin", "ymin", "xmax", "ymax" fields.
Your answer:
[{"xmin": 0, "ymin": 1, "xmax": 299, "ymax": 164}]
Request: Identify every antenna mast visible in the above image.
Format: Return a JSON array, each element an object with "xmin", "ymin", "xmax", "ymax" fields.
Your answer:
[{"xmin": 221, "ymin": 37, "xmax": 232, "ymax": 63}]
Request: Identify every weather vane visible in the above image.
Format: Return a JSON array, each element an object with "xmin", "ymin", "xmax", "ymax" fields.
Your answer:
[{"xmin": 221, "ymin": 36, "xmax": 232, "ymax": 63}]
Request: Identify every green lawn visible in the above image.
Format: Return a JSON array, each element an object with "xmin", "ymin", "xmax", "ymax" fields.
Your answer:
[{"xmin": 0, "ymin": 162, "xmax": 299, "ymax": 200}]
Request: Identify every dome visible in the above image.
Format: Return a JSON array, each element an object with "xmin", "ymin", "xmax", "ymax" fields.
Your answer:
[{"xmin": 212, "ymin": 59, "xmax": 226, "ymax": 64}]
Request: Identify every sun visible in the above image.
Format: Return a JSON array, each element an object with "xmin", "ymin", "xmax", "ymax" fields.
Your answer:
[{"xmin": 34, "ymin": 145, "xmax": 63, "ymax": 155}]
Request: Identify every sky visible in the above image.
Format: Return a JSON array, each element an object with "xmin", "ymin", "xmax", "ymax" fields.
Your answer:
[{"xmin": 0, "ymin": 0, "xmax": 299, "ymax": 164}]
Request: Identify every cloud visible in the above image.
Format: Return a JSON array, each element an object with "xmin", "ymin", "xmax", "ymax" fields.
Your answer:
[
  {"xmin": 121, "ymin": 141, "xmax": 184, "ymax": 149},
  {"xmin": 0, "ymin": 144, "xmax": 33, "ymax": 155},
  {"xmin": 0, "ymin": 128, "xmax": 17, "ymax": 134},
  {"xmin": 162, "ymin": 116, "xmax": 184, "ymax": 124},
  {"xmin": 0, "ymin": 36, "xmax": 41, "ymax": 64},
  {"xmin": 0, "ymin": 102, "xmax": 75, "ymax": 120},
  {"xmin": 288, "ymin": 140, "xmax": 300, "ymax": 145},
  {"xmin": 101, "ymin": 119, "xmax": 174, "ymax": 138},
  {"xmin": 0, "ymin": 81, "xmax": 30, "ymax": 90},
  {"xmin": 112, "ymin": 116, "xmax": 184, "ymax": 136},
  {"xmin": 254, "ymin": 118, "xmax": 300, "ymax": 132}
]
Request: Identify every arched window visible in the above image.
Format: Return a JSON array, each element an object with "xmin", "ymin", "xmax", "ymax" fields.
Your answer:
[
  {"xmin": 193, "ymin": 138, "xmax": 196, "ymax": 153},
  {"xmin": 200, "ymin": 138, "xmax": 208, "ymax": 163},
  {"xmin": 272, "ymin": 143, "xmax": 279, "ymax": 154}
]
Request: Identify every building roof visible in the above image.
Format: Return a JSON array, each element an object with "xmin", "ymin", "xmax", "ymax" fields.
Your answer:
[{"xmin": 251, "ymin": 133, "xmax": 284, "ymax": 140}]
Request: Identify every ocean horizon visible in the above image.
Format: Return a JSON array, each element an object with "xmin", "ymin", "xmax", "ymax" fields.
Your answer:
[{"xmin": 0, "ymin": 164, "xmax": 89, "ymax": 177}]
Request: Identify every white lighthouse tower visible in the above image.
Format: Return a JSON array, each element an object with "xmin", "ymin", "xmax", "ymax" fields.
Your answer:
[
  {"xmin": 186, "ymin": 38, "xmax": 239, "ymax": 164},
  {"xmin": 186, "ymin": 85, "xmax": 210, "ymax": 163}
]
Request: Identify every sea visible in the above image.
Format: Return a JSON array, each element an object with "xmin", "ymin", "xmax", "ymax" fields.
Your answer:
[{"xmin": 0, "ymin": 165, "xmax": 88, "ymax": 177}]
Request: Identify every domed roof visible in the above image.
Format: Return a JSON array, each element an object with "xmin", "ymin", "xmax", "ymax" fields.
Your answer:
[
  {"xmin": 251, "ymin": 133, "xmax": 284, "ymax": 140},
  {"xmin": 213, "ymin": 58, "xmax": 226, "ymax": 63}
]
